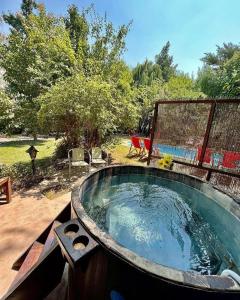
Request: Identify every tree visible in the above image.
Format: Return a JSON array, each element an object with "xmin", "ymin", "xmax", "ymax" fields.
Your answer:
[
  {"xmin": 0, "ymin": 89, "xmax": 13, "ymax": 132},
  {"xmin": 2, "ymin": 0, "xmax": 38, "ymax": 33},
  {"xmin": 135, "ymin": 80, "xmax": 165, "ymax": 135},
  {"xmin": 201, "ymin": 42, "xmax": 240, "ymax": 69},
  {"xmin": 0, "ymin": 4, "xmax": 76, "ymax": 138},
  {"xmin": 220, "ymin": 51, "xmax": 240, "ymax": 97},
  {"xmin": 196, "ymin": 67, "xmax": 222, "ymax": 98},
  {"xmin": 65, "ymin": 5, "xmax": 89, "ymax": 55},
  {"xmin": 155, "ymin": 41, "xmax": 177, "ymax": 81},
  {"xmin": 132, "ymin": 60, "xmax": 162, "ymax": 87},
  {"xmin": 165, "ymin": 74, "xmax": 204, "ymax": 99},
  {"xmin": 38, "ymin": 73, "xmax": 139, "ymax": 148},
  {"xmin": 197, "ymin": 43, "xmax": 240, "ymax": 97},
  {"xmin": 1, "ymin": 7, "xmax": 75, "ymax": 99},
  {"xmin": 132, "ymin": 42, "xmax": 177, "ymax": 87}
]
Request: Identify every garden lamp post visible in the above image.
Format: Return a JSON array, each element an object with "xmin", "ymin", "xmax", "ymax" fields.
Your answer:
[{"xmin": 26, "ymin": 145, "xmax": 39, "ymax": 175}]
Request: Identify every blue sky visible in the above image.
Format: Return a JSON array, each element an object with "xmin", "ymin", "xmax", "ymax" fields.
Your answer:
[{"xmin": 1, "ymin": 0, "xmax": 240, "ymax": 75}]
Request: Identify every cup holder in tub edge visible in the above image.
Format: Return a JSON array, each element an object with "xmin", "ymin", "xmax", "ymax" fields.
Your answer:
[{"xmin": 54, "ymin": 218, "xmax": 99, "ymax": 268}]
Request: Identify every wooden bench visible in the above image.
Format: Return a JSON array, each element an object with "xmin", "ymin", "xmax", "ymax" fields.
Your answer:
[{"xmin": 0, "ymin": 177, "xmax": 12, "ymax": 203}]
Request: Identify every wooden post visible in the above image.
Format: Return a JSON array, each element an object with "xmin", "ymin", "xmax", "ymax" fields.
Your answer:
[
  {"xmin": 198, "ymin": 102, "xmax": 216, "ymax": 167},
  {"xmin": 31, "ymin": 160, "xmax": 36, "ymax": 175},
  {"xmin": 6, "ymin": 177, "xmax": 12, "ymax": 202},
  {"xmin": 147, "ymin": 103, "xmax": 159, "ymax": 166}
]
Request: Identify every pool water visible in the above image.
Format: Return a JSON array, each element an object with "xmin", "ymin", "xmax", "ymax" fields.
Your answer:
[
  {"xmin": 156, "ymin": 144, "xmax": 196, "ymax": 160},
  {"xmin": 83, "ymin": 174, "xmax": 239, "ymax": 275},
  {"xmin": 128, "ymin": 141, "xmax": 196, "ymax": 160}
]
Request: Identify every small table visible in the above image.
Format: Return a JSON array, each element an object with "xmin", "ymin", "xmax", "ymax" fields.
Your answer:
[{"xmin": 0, "ymin": 177, "xmax": 12, "ymax": 203}]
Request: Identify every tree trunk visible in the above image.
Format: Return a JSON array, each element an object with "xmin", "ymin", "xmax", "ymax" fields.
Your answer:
[{"xmin": 33, "ymin": 133, "xmax": 37, "ymax": 142}]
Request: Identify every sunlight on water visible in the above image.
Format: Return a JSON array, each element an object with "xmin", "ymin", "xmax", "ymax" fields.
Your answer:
[{"xmin": 83, "ymin": 174, "xmax": 239, "ymax": 275}]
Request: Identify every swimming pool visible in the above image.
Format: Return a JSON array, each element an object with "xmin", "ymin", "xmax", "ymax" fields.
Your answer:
[
  {"xmin": 127, "ymin": 141, "xmax": 196, "ymax": 160},
  {"xmin": 155, "ymin": 144, "xmax": 196, "ymax": 160}
]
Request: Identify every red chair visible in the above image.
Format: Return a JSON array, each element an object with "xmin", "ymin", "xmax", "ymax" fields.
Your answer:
[
  {"xmin": 139, "ymin": 138, "xmax": 151, "ymax": 160},
  {"xmin": 127, "ymin": 136, "xmax": 144, "ymax": 157},
  {"xmin": 222, "ymin": 151, "xmax": 240, "ymax": 169},
  {"xmin": 139, "ymin": 138, "xmax": 158, "ymax": 161},
  {"xmin": 143, "ymin": 138, "xmax": 151, "ymax": 152},
  {"xmin": 196, "ymin": 147, "xmax": 212, "ymax": 164}
]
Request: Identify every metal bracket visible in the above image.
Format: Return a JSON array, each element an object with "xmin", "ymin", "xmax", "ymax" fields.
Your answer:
[{"xmin": 54, "ymin": 218, "xmax": 99, "ymax": 268}]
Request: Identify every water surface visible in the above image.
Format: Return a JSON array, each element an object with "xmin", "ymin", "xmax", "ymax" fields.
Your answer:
[{"xmin": 83, "ymin": 174, "xmax": 239, "ymax": 275}]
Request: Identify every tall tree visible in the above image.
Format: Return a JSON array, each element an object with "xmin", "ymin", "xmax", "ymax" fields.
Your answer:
[
  {"xmin": 2, "ymin": 0, "xmax": 38, "ymax": 32},
  {"xmin": 132, "ymin": 60, "xmax": 162, "ymax": 87},
  {"xmin": 197, "ymin": 42, "xmax": 240, "ymax": 97},
  {"xmin": 65, "ymin": 5, "xmax": 89, "ymax": 56},
  {"xmin": 220, "ymin": 51, "xmax": 240, "ymax": 97},
  {"xmin": 155, "ymin": 41, "xmax": 177, "ymax": 81},
  {"xmin": 0, "ymin": 89, "xmax": 13, "ymax": 132},
  {"xmin": 164, "ymin": 74, "xmax": 204, "ymax": 99},
  {"xmin": 38, "ymin": 73, "xmax": 138, "ymax": 148},
  {"xmin": 201, "ymin": 42, "xmax": 240, "ymax": 69},
  {"xmin": 0, "ymin": 4, "xmax": 75, "ymax": 138}
]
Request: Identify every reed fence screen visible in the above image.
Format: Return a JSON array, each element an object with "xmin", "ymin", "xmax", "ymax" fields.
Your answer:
[{"xmin": 149, "ymin": 100, "xmax": 240, "ymax": 178}]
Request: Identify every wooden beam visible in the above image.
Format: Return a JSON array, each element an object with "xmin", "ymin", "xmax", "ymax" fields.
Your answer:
[
  {"xmin": 155, "ymin": 99, "xmax": 240, "ymax": 105},
  {"xmin": 151, "ymin": 155, "xmax": 240, "ymax": 179},
  {"xmin": 147, "ymin": 102, "xmax": 158, "ymax": 166},
  {"xmin": 198, "ymin": 102, "xmax": 216, "ymax": 167},
  {"xmin": 12, "ymin": 202, "xmax": 70, "ymax": 270},
  {"xmin": 10, "ymin": 242, "xmax": 44, "ymax": 288},
  {"xmin": 4, "ymin": 243, "xmax": 65, "ymax": 300}
]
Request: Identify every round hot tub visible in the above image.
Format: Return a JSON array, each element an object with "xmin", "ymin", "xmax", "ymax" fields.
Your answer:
[{"xmin": 72, "ymin": 165, "xmax": 240, "ymax": 300}]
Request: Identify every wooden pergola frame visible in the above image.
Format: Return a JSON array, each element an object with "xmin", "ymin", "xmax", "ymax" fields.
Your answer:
[{"xmin": 147, "ymin": 99, "xmax": 240, "ymax": 180}]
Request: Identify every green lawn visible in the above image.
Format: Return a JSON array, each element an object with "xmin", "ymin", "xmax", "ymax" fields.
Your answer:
[
  {"xmin": 0, "ymin": 135, "xmax": 146, "ymax": 166},
  {"xmin": 109, "ymin": 136, "xmax": 147, "ymax": 166},
  {"xmin": 0, "ymin": 139, "xmax": 57, "ymax": 165}
]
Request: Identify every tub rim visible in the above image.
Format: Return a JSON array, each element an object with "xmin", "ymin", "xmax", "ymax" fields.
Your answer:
[{"xmin": 72, "ymin": 164, "xmax": 240, "ymax": 292}]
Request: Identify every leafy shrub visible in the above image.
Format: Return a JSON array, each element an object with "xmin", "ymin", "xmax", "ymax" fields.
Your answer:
[
  {"xmin": 54, "ymin": 140, "xmax": 69, "ymax": 159},
  {"xmin": 0, "ymin": 158, "xmax": 54, "ymax": 189}
]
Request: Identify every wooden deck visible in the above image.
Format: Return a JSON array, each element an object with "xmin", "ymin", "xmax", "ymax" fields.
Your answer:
[{"xmin": 0, "ymin": 188, "xmax": 70, "ymax": 298}]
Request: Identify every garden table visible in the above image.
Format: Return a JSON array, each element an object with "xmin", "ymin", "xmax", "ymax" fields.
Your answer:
[{"xmin": 0, "ymin": 177, "xmax": 12, "ymax": 203}]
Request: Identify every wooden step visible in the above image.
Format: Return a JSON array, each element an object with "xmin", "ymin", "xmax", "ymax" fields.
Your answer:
[{"xmin": 10, "ymin": 241, "xmax": 44, "ymax": 288}]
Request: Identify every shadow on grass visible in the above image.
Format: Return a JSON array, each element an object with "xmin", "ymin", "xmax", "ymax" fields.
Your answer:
[{"xmin": 0, "ymin": 140, "xmax": 46, "ymax": 148}]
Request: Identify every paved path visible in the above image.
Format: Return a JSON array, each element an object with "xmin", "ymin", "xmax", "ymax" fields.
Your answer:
[{"xmin": 0, "ymin": 188, "xmax": 71, "ymax": 298}]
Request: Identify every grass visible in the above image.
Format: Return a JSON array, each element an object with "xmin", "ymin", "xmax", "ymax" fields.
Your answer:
[
  {"xmin": 108, "ymin": 136, "xmax": 147, "ymax": 166},
  {"xmin": 0, "ymin": 134, "xmax": 146, "ymax": 167},
  {"xmin": 0, "ymin": 139, "xmax": 57, "ymax": 165}
]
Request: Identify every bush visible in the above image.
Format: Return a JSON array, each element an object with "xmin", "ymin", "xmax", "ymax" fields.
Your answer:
[
  {"xmin": 54, "ymin": 140, "xmax": 69, "ymax": 159},
  {"xmin": 0, "ymin": 158, "xmax": 55, "ymax": 189}
]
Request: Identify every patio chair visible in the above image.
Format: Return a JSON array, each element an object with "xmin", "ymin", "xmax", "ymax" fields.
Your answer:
[
  {"xmin": 91, "ymin": 147, "xmax": 108, "ymax": 166},
  {"xmin": 139, "ymin": 138, "xmax": 153, "ymax": 161},
  {"xmin": 68, "ymin": 148, "xmax": 90, "ymax": 177},
  {"xmin": 127, "ymin": 136, "xmax": 144, "ymax": 157}
]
